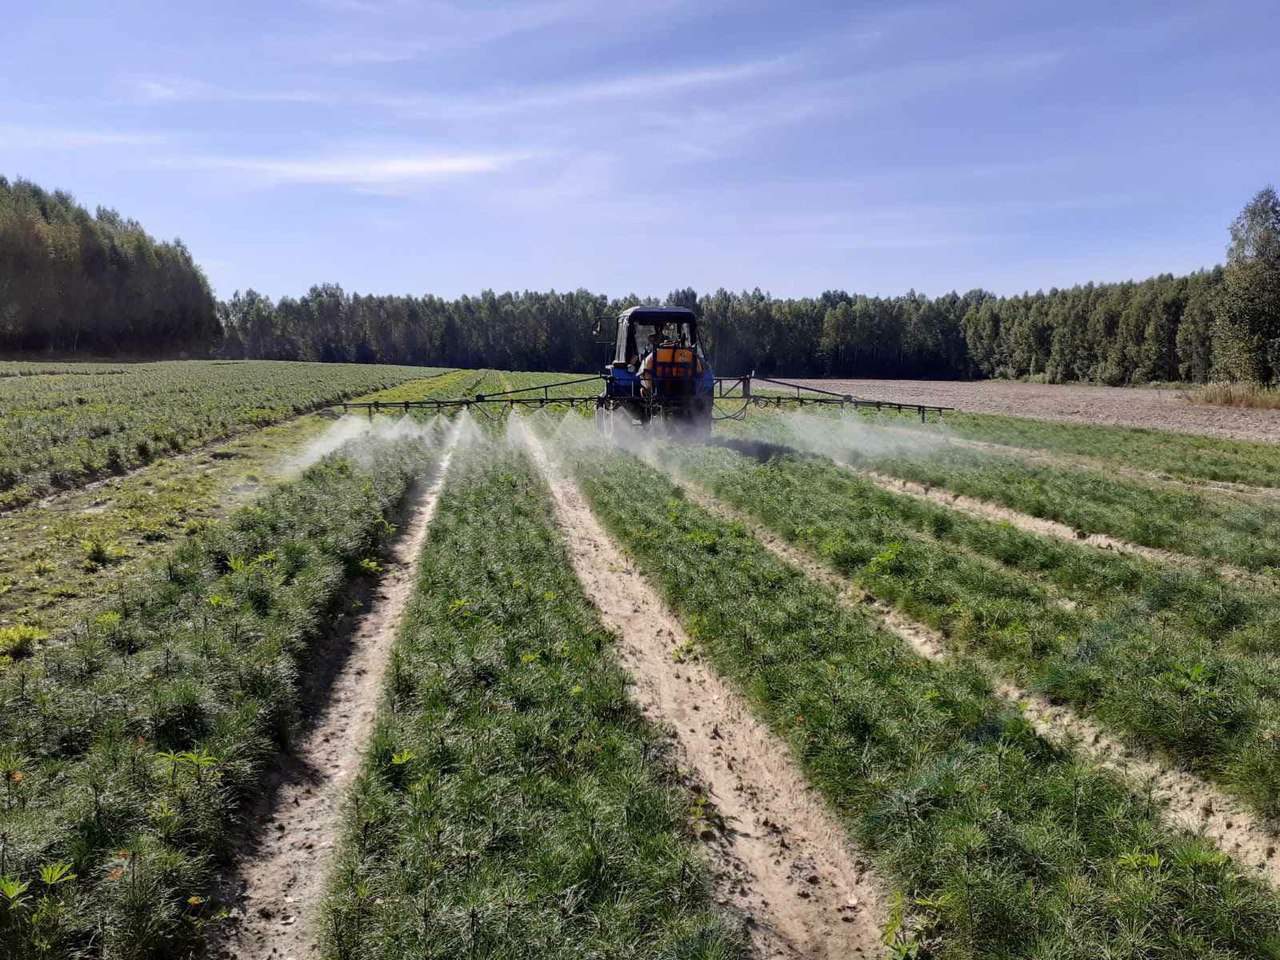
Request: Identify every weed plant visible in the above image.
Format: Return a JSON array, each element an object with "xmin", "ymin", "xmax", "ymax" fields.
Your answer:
[
  {"xmin": 735, "ymin": 413, "xmax": 1280, "ymax": 572},
  {"xmin": 1191, "ymin": 382, "xmax": 1280, "ymax": 410},
  {"xmin": 322, "ymin": 440, "xmax": 744, "ymax": 960},
  {"xmin": 0, "ymin": 374, "xmax": 492, "ymax": 640}
]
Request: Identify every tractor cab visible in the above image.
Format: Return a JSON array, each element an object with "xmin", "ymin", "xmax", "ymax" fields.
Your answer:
[{"xmin": 597, "ymin": 306, "xmax": 715, "ymax": 435}]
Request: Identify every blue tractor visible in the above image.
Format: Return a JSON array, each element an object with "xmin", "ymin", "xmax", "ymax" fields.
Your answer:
[{"xmin": 595, "ymin": 306, "xmax": 715, "ymax": 436}]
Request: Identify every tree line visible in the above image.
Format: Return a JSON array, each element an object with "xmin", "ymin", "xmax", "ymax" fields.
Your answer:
[
  {"xmin": 2, "ymin": 175, "xmax": 1278, "ymax": 384},
  {"xmin": 218, "ymin": 187, "xmax": 1280, "ymax": 384},
  {"xmin": 0, "ymin": 177, "xmax": 219, "ymax": 356},
  {"xmin": 216, "ymin": 284, "xmax": 987, "ymax": 378},
  {"xmin": 961, "ymin": 188, "xmax": 1279, "ymax": 384}
]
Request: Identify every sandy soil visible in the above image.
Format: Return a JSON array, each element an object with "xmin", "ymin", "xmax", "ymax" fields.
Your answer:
[
  {"xmin": 666, "ymin": 475, "xmax": 1280, "ymax": 889},
  {"xmin": 787, "ymin": 379, "xmax": 1280, "ymax": 443},
  {"xmin": 523, "ymin": 424, "xmax": 887, "ymax": 959},
  {"xmin": 209, "ymin": 425, "xmax": 460, "ymax": 960}
]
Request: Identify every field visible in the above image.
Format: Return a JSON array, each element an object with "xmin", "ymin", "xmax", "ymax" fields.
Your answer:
[
  {"xmin": 789, "ymin": 377, "xmax": 1280, "ymax": 444},
  {"xmin": 4, "ymin": 362, "xmax": 1280, "ymax": 959},
  {"xmin": 0, "ymin": 360, "xmax": 447, "ymax": 510}
]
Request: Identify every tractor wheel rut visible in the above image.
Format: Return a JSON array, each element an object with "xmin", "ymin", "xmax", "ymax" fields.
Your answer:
[
  {"xmin": 522, "ymin": 424, "xmax": 888, "ymax": 960},
  {"xmin": 665, "ymin": 474, "xmax": 1280, "ymax": 890},
  {"xmin": 209, "ymin": 423, "xmax": 461, "ymax": 960}
]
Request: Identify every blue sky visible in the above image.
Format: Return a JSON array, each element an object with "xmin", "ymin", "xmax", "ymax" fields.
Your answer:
[{"xmin": 1, "ymin": 0, "xmax": 1276, "ymax": 299}]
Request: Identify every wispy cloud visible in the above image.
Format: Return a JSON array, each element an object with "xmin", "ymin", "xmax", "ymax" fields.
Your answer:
[
  {"xmin": 281, "ymin": 0, "xmax": 592, "ymax": 65},
  {"xmin": 123, "ymin": 76, "xmax": 328, "ymax": 105},
  {"xmin": 379, "ymin": 57, "xmax": 790, "ymax": 121},
  {"xmin": 121, "ymin": 56, "xmax": 787, "ymax": 116},
  {"xmin": 159, "ymin": 148, "xmax": 531, "ymax": 189},
  {"xmin": 0, "ymin": 124, "xmax": 161, "ymax": 149},
  {"xmin": 505, "ymin": 59, "xmax": 788, "ymax": 110}
]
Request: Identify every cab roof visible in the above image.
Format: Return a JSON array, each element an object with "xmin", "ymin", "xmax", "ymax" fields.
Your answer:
[{"xmin": 618, "ymin": 306, "xmax": 696, "ymax": 325}]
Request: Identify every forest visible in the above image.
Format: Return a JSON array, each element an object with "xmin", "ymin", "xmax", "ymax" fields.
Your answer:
[
  {"xmin": 2, "ymin": 175, "xmax": 1278, "ymax": 384},
  {"xmin": 0, "ymin": 177, "xmax": 219, "ymax": 356},
  {"xmin": 209, "ymin": 186, "xmax": 1280, "ymax": 384}
]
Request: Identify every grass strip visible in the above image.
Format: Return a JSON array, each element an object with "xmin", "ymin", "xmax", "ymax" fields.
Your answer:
[
  {"xmin": 320, "ymin": 438, "xmax": 744, "ymax": 960},
  {"xmin": 0, "ymin": 360, "xmax": 447, "ymax": 509},
  {"xmin": 670, "ymin": 442, "xmax": 1280, "ymax": 819},
  {"xmin": 743, "ymin": 412, "xmax": 1280, "ymax": 574},
  {"xmin": 0, "ymin": 431, "xmax": 440, "ymax": 958},
  {"xmin": 0, "ymin": 374, "xmax": 482, "ymax": 640},
  {"xmin": 558, "ymin": 440, "xmax": 1280, "ymax": 958},
  {"xmin": 843, "ymin": 407, "xmax": 1280, "ymax": 489},
  {"xmin": 862, "ymin": 444, "xmax": 1280, "ymax": 574}
]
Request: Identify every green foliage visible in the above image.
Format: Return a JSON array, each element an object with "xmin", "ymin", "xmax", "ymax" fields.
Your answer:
[
  {"xmin": 0, "ymin": 435, "xmax": 436, "ymax": 958},
  {"xmin": 565, "ymin": 443, "xmax": 1280, "ymax": 958},
  {"xmin": 0, "ymin": 625, "xmax": 46, "ymax": 663},
  {"xmin": 895, "ymin": 408, "xmax": 1280, "ymax": 488},
  {"xmin": 960, "ymin": 271, "xmax": 1224, "ymax": 384},
  {"xmin": 0, "ymin": 369, "xmax": 492, "ymax": 640},
  {"xmin": 1214, "ymin": 186, "xmax": 1280, "ymax": 383},
  {"xmin": 7, "ymin": 173, "xmax": 1275, "ymax": 387},
  {"xmin": 322, "ymin": 439, "xmax": 744, "ymax": 960},
  {"xmin": 0, "ymin": 177, "xmax": 218, "ymax": 356},
  {"xmin": 0, "ymin": 359, "xmax": 443, "ymax": 508},
  {"xmin": 211, "ymin": 267, "xmax": 1247, "ymax": 387},
  {"xmin": 756, "ymin": 415, "xmax": 1280, "ymax": 571},
  {"xmin": 674, "ymin": 443, "xmax": 1280, "ymax": 819}
]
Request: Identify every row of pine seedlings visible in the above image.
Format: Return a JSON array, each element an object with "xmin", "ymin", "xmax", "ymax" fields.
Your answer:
[
  {"xmin": 672, "ymin": 432, "xmax": 1280, "ymax": 821},
  {"xmin": 730, "ymin": 409, "xmax": 1280, "ymax": 573},
  {"xmin": 539, "ymin": 416, "xmax": 1280, "ymax": 959},
  {"xmin": 0, "ymin": 421, "xmax": 444, "ymax": 957},
  {"xmin": 319, "ymin": 430, "xmax": 745, "ymax": 960},
  {"xmin": 11, "ymin": 386, "xmax": 1280, "ymax": 958}
]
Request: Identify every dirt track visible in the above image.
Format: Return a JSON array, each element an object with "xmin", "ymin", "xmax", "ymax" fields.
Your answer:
[
  {"xmin": 788, "ymin": 379, "xmax": 1280, "ymax": 444},
  {"xmin": 211, "ymin": 424, "xmax": 460, "ymax": 960},
  {"xmin": 523, "ymin": 423, "xmax": 886, "ymax": 959}
]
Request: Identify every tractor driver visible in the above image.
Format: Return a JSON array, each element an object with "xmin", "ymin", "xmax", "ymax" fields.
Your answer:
[{"xmin": 638, "ymin": 326, "xmax": 668, "ymax": 395}]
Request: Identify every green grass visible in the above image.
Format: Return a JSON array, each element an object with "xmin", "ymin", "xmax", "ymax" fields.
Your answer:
[
  {"xmin": 873, "ymin": 408, "xmax": 1280, "ymax": 489},
  {"xmin": 0, "ymin": 432, "xmax": 439, "ymax": 958},
  {"xmin": 355, "ymin": 368, "xmax": 491, "ymax": 404},
  {"xmin": 666, "ymin": 442, "xmax": 1280, "ymax": 819},
  {"xmin": 0, "ymin": 414, "xmax": 333, "ymax": 636},
  {"xmin": 874, "ymin": 446, "xmax": 1280, "ymax": 573},
  {"xmin": 732, "ymin": 413, "xmax": 1280, "ymax": 573},
  {"xmin": 553, "ymin": 435, "xmax": 1280, "ymax": 958},
  {"xmin": 0, "ymin": 371, "xmax": 498, "ymax": 641},
  {"xmin": 321, "ymin": 437, "xmax": 744, "ymax": 960},
  {"xmin": 0, "ymin": 359, "xmax": 450, "ymax": 509}
]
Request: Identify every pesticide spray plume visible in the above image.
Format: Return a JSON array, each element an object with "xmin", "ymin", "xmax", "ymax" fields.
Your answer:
[
  {"xmin": 286, "ymin": 411, "xmax": 467, "ymax": 475},
  {"xmin": 510, "ymin": 402, "xmax": 955, "ymax": 500},
  {"xmin": 755, "ymin": 409, "xmax": 954, "ymax": 467}
]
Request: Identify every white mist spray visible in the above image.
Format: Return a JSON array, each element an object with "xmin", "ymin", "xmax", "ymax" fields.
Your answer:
[{"xmin": 286, "ymin": 412, "xmax": 451, "ymax": 473}]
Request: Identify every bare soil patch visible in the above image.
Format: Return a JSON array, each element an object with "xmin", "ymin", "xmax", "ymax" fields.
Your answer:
[
  {"xmin": 524, "ymin": 425, "xmax": 887, "ymax": 959},
  {"xmin": 209, "ymin": 427, "xmax": 460, "ymax": 960},
  {"xmin": 789, "ymin": 378, "xmax": 1280, "ymax": 443}
]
